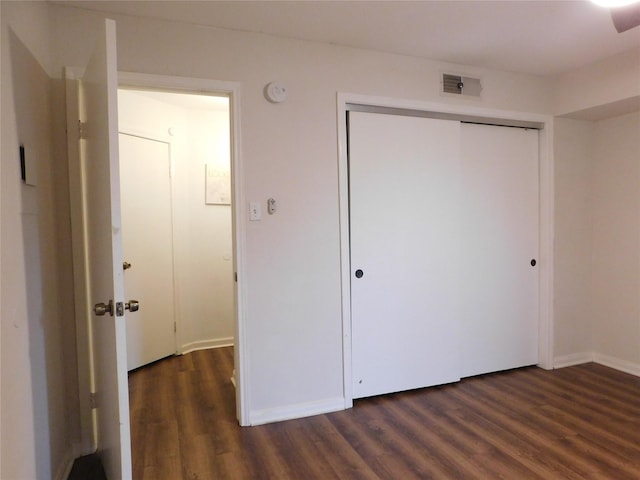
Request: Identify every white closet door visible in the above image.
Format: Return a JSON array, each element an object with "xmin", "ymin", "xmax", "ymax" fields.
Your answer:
[
  {"xmin": 460, "ymin": 123, "xmax": 539, "ymax": 377},
  {"xmin": 349, "ymin": 112, "xmax": 461, "ymax": 399}
]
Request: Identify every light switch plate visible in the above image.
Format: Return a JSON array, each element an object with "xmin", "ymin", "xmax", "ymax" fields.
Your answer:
[{"xmin": 249, "ymin": 202, "xmax": 261, "ymax": 221}]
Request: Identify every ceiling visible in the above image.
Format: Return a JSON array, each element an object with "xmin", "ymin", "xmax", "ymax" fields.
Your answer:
[{"xmin": 57, "ymin": 0, "xmax": 640, "ymax": 77}]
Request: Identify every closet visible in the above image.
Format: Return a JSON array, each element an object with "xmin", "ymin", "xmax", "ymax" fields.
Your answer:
[{"xmin": 349, "ymin": 110, "xmax": 539, "ymax": 399}]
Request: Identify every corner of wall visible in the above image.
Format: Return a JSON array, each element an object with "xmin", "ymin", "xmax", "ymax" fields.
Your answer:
[
  {"xmin": 553, "ymin": 48, "xmax": 640, "ymax": 117},
  {"xmin": 554, "ymin": 351, "xmax": 640, "ymax": 378},
  {"xmin": 592, "ymin": 353, "xmax": 640, "ymax": 378},
  {"xmin": 552, "ymin": 118, "xmax": 596, "ymax": 362},
  {"xmin": 53, "ymin": 443, "xmax": 84, "ymax": 480},
  {"xmin": 249, "ymin": 397, "xmax": 345, "ymax": 426},
  {"xmin": 554, "ymin": 352, "xmax": 594, "ymax": 369}
]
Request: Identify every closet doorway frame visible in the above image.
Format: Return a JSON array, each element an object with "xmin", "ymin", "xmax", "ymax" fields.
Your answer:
[{"xmin": 336, "ymin": 93, "xmax": 555, "ymax": 408}]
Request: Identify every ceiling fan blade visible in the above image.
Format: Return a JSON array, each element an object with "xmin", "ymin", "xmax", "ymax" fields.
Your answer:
[{"xmin": 611, "ymin": 3, "xmax": 640, "ymax": 33}]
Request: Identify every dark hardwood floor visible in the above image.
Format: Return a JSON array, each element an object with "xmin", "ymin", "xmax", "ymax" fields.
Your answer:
[{"xmin": 129, "ymin": 348, "xmax": 640, "ymax": 479}]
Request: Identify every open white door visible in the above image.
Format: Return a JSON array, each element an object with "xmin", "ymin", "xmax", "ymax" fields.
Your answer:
[{"xmin": 79, "ymin": 19, "xmax": 132, "ymax": 478}]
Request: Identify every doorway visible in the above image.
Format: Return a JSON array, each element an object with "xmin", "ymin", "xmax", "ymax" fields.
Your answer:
[
  {"xmin": 66, "ymin": 34, "xmax": 248, "ymax": 468},
  {"xmin": 118, "ymin": 88, "xmax": 235, "ymax": 370}
]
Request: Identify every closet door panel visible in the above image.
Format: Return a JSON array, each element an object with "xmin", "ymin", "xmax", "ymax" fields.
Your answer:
[
  {"xmin": 349, "ymin": 112, "xmax": 462, "ymax": 399},
  {"xmin": 460, "ymin": 123, "xmax": 539, "ymax": 377}
]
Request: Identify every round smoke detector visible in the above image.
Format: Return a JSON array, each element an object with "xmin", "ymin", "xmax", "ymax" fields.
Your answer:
[{"xmin": 265, "ymin": 81, "xmax": 288, "ymax": 103}]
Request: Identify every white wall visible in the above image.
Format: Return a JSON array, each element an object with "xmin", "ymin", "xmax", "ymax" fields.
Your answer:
[
  {"xmin": 552, "ymin": 37, "xmax": 640, "ymax": 373},
  {"xmin": 553, "ymin": 112, "xmax": 640, "ymax": 374},
  {"xmin": 179, "ymin": 106, "xmax": 235, "ymax": 349},
  {"xmin": 553, "ymin": 118, "xmax": 595, "ymax": 362},
  {"xmin": 553, "ymin": 44, "xmax": 640, "ymax": 372},
  {"xmin": 1, "ymin": 2, "xmax": 79, "ymax": 478},
  {"xmin": 554, "ymin": 48, "xmax": 640, "ymax": 118},
  {"xmin": 591, "ymin": 111, "xmax": 640, "ymax": 370},
  {"xmin": 118, "ymin": 90, "xmax": 234, "ymax": 353},
  {"xmin": 47, "ymin": 2, "xmax": 556, "ymax": 423}
]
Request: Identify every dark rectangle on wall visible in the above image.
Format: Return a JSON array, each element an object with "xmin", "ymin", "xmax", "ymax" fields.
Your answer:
[{"xmin": 20, "ymin": 144, "xmax": 26, "ymax": 181}]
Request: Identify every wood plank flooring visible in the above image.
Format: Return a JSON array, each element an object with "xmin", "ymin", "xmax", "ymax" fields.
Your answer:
[{"xmin": 129, "ymin": 348, "xmax": 640, "ymax": 479}]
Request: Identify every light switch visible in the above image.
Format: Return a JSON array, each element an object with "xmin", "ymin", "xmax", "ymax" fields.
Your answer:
[{"xmin": 249, "ymin": 202, "xmax": 261, "ymax": 221}]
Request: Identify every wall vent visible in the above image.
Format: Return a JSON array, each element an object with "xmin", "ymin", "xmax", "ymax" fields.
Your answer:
[{"xmin": 442, "ymin": 74, "xmax": 482, "ymax": 97}]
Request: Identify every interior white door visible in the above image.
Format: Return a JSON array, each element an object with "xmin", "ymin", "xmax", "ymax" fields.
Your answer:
[
  {"xmin": 460, "ymin": 123, "xmax": 539, "ymax": 377},
  {"xmin": 119, "ymin": 133, "xmax": 176, "ymax": 370},
  {"xmin": 349, "ymin": 111, "xmax": 462, "ymax": 399},
  {"xmin": 79, "ymin": 19, "xmax": 132, "ymax": 478}
]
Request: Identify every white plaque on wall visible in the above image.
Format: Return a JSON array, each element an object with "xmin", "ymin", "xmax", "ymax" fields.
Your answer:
[{"xmin": 205, "ymin": 164, "xmax": 231, "ymax": 205}]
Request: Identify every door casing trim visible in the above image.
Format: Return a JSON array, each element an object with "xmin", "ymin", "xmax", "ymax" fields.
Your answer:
[{"xmin": 117, "ymin": 73, "xmax": 249, "ymax": 427}]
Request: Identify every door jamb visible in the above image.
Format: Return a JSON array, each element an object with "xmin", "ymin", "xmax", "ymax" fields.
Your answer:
[
  {"xmin": 337, "ymin": 93, "xmax": 554, "ymax": 408},
  {"xmin": 65, "ymin": 66, "xmax": 96, "ymax": 454}
]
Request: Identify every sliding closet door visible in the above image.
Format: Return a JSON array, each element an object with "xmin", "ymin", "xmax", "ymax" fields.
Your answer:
[
  {"xmin": 460, "ymin": 123, "xmax": 539, "ymax": 377},
  {"xmin": 349, "ymin": 111, "xmax": 461, "ymax": 399}
]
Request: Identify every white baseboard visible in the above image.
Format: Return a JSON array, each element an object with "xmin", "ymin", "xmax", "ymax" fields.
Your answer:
[
  {"xmin": 554, "ymin": 351, "xmax": 640, "ymax": 378},
  {"xmin": 181, "ymin": 337, "xmax": 234, "ymax": 355},
  {"xmin": 554, "ymin": 352, "xmax": 594, "ymax": 368},
  {"xmin": 592, "ymin": 353, "xmax": 640, "ymax": 377},
  {"xmin": 249, "ymin": 397, "xmax": 345, "ymax": 426}
]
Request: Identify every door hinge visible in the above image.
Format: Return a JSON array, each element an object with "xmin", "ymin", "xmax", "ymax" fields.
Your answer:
[
  {"xmin": 174, "ymin": 322, "xmax": 177, "ymax": 333},
  {"xmin": 234, "ymin": 272, "xmax": 238, "ymax": 282},
  {"xmin": 89, "ymin": 392, "xmax": 97, "ymax": 409},
  {"xmin": 78, "ymin": 120, "xmax": 88, "ymax": 140}
]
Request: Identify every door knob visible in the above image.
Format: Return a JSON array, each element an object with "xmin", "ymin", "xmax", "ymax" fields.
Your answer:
[
  {"xmin": 94, "ymin": 300, "xmax": 114, "ymax": 316},
  {"xmin": 355, "ymin": 269, "xmax": 364, "ymax": 278},
  {"xmin": 123, "ymin": 261, "xmax": 132, "ymax": 270},
  {"xmin": 94, "ymin": 299, "xmax": 138, "ymax": 317},
  {"xmin": 126, "ymin": 300, "xmax": 140, "ymax": 312}
]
